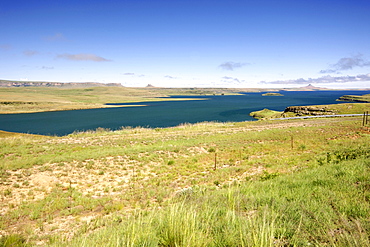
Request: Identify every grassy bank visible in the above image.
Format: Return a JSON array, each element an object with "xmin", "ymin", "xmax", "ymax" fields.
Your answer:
[
  {"xmin": 250, "ymin": 102, "xmax": 370, "ymax": 120},
  {"xmin": 249, "ymin": 94, "xmax": 370, "ymax": 120},
  {"xmin": 338, "ymin": 94, "xmax": 370, "ymax": 103},
  {"xmin": 0, "ymin": 117, "xmax": 369, "ymax": 246},
  {"xmin": 249, "ymin": 108, "xmax": 283, "ymax": 119}
]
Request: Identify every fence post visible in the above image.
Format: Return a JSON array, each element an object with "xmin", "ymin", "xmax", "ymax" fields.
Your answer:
[{"xmin": 363, "ymin": 112, "xmax": 366, "ymax": 126}]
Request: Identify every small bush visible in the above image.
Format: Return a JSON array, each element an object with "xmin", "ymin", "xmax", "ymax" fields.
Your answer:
[
  {"xmin": 298, "ymin": 144, "xmax": 306, "ymax": 151},
  {"xmin": 260, "ymin": 171, "xmax": 280, "ymax": 181},
  {"xmin": 3, "ymin": 188, "xmax": 11, "ymax": 197}
]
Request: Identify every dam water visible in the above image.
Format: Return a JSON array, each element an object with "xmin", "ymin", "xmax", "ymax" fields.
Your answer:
[{"xmin": 0, "ymin": 90, "xmax": 369, "ymax": 136}]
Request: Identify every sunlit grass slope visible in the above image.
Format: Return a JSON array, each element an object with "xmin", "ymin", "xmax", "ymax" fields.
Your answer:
[
  {"xmin": 0, "ymin": 117, "xmax": 369, "ymax": 246},
  {"xmin": 250, "ymin": 102, "xmax": 370, "ymax": 120},
  {"xmin": 56, "ymin": 157, "xmax": 370, "ymax": 247}
]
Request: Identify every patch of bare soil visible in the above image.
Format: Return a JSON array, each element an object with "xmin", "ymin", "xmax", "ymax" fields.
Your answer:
[{"xmin": 0, "ymin": 156, "xmax": 147, "ymax": 242}]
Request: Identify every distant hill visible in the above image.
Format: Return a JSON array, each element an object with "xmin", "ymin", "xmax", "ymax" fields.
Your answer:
[
  {"xmin": 301, "ymin": 84, "xmax": 323, "ymax": 90},
  {"xmin": 0, "ymin": 79, "xmax": 122, "ymax": 88},
  {"xmin": 281, "ymin": 84, "xmax": 329, "ymax": 91}
]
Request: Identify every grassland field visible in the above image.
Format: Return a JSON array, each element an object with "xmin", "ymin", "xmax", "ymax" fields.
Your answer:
[{"xmin": 0, "ymin": 87, "xmax": 370, "ymax": 246}]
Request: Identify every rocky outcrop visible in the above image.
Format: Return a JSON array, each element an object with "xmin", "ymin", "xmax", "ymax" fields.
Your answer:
[{"xmin": 284, "ymin": 106, "xmax": 336, "ymax": 116}]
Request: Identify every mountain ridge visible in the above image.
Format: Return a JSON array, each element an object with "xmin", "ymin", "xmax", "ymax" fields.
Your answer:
[{"xmin": 0, "ymin": 79, "xmax": 122, "ymax": 88}]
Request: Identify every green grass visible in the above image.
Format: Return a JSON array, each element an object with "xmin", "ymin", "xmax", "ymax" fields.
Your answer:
[
  {"xmin": 249, "ymin": 108, "xmax": 283, "ymax": 119},
  {"xmin": 51, "ymin": 156, "xmax": 370, "ymax": 247},
  {"xmin": 1, "ymin": 117, "xmax": 370, "ymax": 246},
  {"xmin": 251, "ymin": 102, "xmax": 370, "ymax": 120},
  {"xmin": 310, "ymin": 102, "xmax": 370, "ymax": 114},
  {"xmin": 0, "ymin": 234, "xmax": 30, "ymax": 247},
  {"xmin": 338, "ymin": 94, "xmax": 370, "ymax": 103}
]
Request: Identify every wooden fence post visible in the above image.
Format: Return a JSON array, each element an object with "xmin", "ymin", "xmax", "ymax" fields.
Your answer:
[
  {"xmin": 363, "ymin": 112, "xmax": 366, "ymax": 126},
  {"xmin": 364, "ymin": 111, "xmax": 369, "ymax": 126}
]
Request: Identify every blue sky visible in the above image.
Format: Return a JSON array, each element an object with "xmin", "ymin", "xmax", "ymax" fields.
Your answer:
[{"xmin": 1, "ymin": 0, "xmax": 370, "ymax": 88}]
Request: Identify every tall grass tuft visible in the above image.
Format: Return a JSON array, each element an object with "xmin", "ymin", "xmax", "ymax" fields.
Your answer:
[
  {"xmin": 0, "ymin": 234, "xmax": 29, "ymax": 247},
  {"xmin": 156, "ymin": 203, "xmax": 211, "ymax": 247}
]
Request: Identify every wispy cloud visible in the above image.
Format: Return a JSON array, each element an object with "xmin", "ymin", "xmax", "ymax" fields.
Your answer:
[
  {"xmin": 41, "ymin": 66, "xmax": 54, "ymax": 70},
  {"xmin": 164, "ymin": 75, "xmax": 177, "ymax": 79},
  {"xmin": 221, "ymin": 76, "xmax": 243, "ymax": 84},
  {"xmin": 23, "ymin": 50, "xmax": 38, "ymax": 56},
  {"xmin": 0, "ymin": 44, "xmax": 12, "ymax": 50},
  {"xmin": 320, "ymin": 54, "xmax": 370, "ymax": 73},
  {"xmin": 122, "ymin": 72, "xmax": 145, "ymax": 77},
  {"xmin": 219, "ymin": 61, "xmax": 249, "ymax": 71},
  {"xmin": 57, "ymin": 53, "xmax": 111, "ymax": 62},
  {"xmin": 261, "ymin": 73, "xmax": 370, "ymax": 85},
  {"xmin": 43, "ymin": 32, "xmax": 67, "ymax": 42}
]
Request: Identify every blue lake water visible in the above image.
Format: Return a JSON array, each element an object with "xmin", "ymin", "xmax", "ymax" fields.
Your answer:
[{"xmin": 0, "ymin": 90, "xmax": 369, "ymax": 136}]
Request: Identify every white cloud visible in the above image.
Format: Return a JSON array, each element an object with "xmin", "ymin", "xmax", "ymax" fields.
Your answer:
[
  {"xmin": 219, "ymin": 61, "xmax": 249, "ymax": 71},
  {"xmin": 260, "ymin": 73, "xmax": 370, "ymax": 85},
  {"xmin": 57, "ymin": 53, "xmax": 111, "ymax": 62},
  {"xmin": 43, "ymin": 33, "xmax": 67, "ymax": 41},
  {"xmin": 41, "ymin": 66, "xmax": 54, "ymax": 70},
  {"xmin": 0, "ymin": 44, "xmax": 12, "ymax": 50},
  {"xmin": 320, "ymin": 54, "xmax": 370, "ymax": 73},
  {"xmin": 221, "ymin": 76, "xmax": 243, "ymax": 84},
  {"xmin": 23, "ymin": 50, "xmax": 38, "ymax": 56},
  {"xmin": 121, "ymin": 73, "xmax": 146, "ymax": 78}
]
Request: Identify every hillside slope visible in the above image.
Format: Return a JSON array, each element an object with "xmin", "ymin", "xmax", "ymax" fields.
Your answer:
[{"xmin": 0, "ymin": 117, "xmax": 369, "ymax": 246}]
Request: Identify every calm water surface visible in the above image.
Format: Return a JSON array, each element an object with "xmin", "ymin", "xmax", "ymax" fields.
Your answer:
[{"xmin": 0, "ymin": 90, "xmax": 369, "ymax": 136}]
